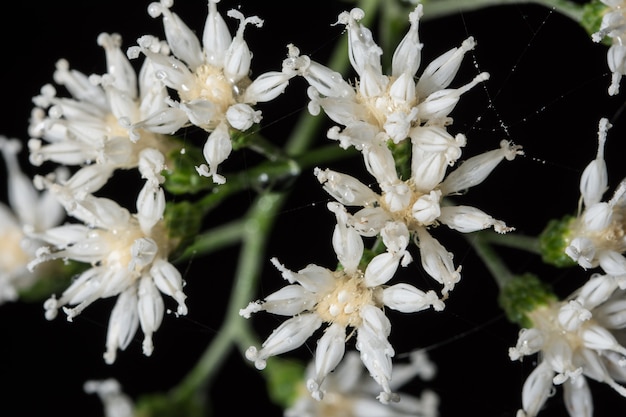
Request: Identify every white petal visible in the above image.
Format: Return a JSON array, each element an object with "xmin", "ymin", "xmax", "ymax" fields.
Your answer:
[
  {"xmin": 243, "ymin": 71, "xmax": 293, "ymax": 104},
  {"xmin": 104, "ymin": 287, "xmax": 139, "ymax": 364},
  {"xmin": 223, "ymin": 10, "xmax": 262, "ymax": 83},
  {"xmin": 440, "ymin": 140, "xmax": 523, "ymax": 196},
  {"xmin": 137, "ymin": 276, "xmax": 165, "ymax": 357},
  {"xmin": 197, "ymin": 122, "xmax": 233, "ymax": 184},
  {"xmin": 308, "ymin": 323, "xmax": 346, "ymax": 400},
  {"xmin": 415, "ymin": 228, "xmax": 460, "ymax": 296},
  {"xmin": 315, "ymin": 167, "xmax": 379, "ymax": 207},
  {"xmin": 520, "ymin": 361, "xmax": 554, "ymax": 417},
  {"xmin": 150, "ymin": 259, "xmax": 187, "ymax": 316},
  {"xmin": 563, "ymin": 377, "xmax": 593, "ymax": 417},
  {"xmin": 202, "ymin": 0, "xmax": 232, "ymax": 67},
  {"xmin": 382, "ymin": 283, "xmax": 444, "ymax": 313},
  {"xmin": 391, "ymin": 4, "xmax": 423, "ymax": 78},
  {"xmin": 245, "ymin": 313, "xmax": 322, "ymax": 370},
  {"xmin": 226, "ymin": 103, "xmax": 261, "ymax": 131},
  {"xmin": 580, "ymin": 118, "xmax": 610, "ymax": 207},
  {"xmin": 329, "ymin": 202, "xmax": 364, "ymax": 273},
  {"xmin": 364, "ymin": 252, "xmax": 400, "ymax": 287},
  {"xmin": 261, "ymin": 284, "xmax": 317, "ymax": 316}
]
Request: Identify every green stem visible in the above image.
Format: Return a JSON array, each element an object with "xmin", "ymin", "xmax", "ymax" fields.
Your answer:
[
  {"xmin": 174, "ymin": 219, "xmax": 247, "ymax": 263},
  {"xmin": 479, "ymin": 230, "xmax": 542, "ymax": 255},
  {"xmin": 466, "ymin": 232, "xmax": 515, "ymax": 290},
  {"xmin": 170, "ymin": 192, "xmax": 286, "ymax": 402},
  {"xmin": 422, "ymin": 0, "xmax": 584, "ymax": 22},
  {"xmin": 234, "ymin": 129, "xmax": 288, "ymax": 162}
]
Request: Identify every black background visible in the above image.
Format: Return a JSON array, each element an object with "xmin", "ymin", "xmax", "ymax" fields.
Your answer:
[{"xmin": 1, "ymin": 1, "xmax": 625, "ymax": 416}]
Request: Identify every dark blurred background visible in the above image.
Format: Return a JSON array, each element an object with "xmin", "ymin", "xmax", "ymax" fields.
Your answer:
[{"xmin": 1, "ymin": 1, "xmax": 625, "ymax": 416}]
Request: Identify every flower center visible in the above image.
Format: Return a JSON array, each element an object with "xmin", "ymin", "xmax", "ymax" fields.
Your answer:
[
  {"xmin": 379, "ymin": 182, "xmax": 441, "ymax": 231},
  {"xmin": 318, "ymin": 391, "xmax": 354, "ymax": 417},
  {"xmin": 574, "ymin": 208, "xmax": 626, "ymax": 253},
  {"xmin": 178, "ymin": 64, "xmax": 251, "ymax": 130},
  {"xmin": 355, "ymin": 75, "xmax": 417, "ymax": 130},
  {"xmin": 316, "ymin": 270, "xmax": 374, "ymax": 328},
  {"xmin": 0, "ymin": 228, "xmax": 30, "ymax": 274}
]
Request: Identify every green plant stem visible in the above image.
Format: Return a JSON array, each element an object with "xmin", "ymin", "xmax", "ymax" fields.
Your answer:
[
  {"xmin": 170, "ymin": 192, "xmax": 286, "ymax": 403},
  {"xmin": 422, "ymin": 0, "xmax": 584, "ymax": 22},
  {"xmin": 466, "ymin": 232, "xmax": 515, "ymax": 290},
  {"xmin": 174, "ymin": 219, "xmax": 247, "ymax": 263},
  {"xmin": 479, "ymin": 230, "xmax": 542, "ymax": 255}
]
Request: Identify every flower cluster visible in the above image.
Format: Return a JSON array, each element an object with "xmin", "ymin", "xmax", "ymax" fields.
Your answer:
[
  {"xmin": 509, "ymin": 274, "xmax": 626, "ymax": 417},
  {"xmin": 18, "ymin": 0, "xmax": 297, "ymax": 364},
  {"xmin": 564, "ymin": 118, "xmax": 626, "ymax": 276},
  {"xmin": 5, "ymin": 0, "xmax": 626, "ymax": 416},
  {"xmin": 241, "ymin": 3, "xmax": 521, "ymax": 407},
  {"xmin": 129, "ymin": 0, "xmax": 297, "ymax": 184}
]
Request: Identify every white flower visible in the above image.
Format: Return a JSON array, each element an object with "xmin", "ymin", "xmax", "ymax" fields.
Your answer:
[
  {"xmin": 316, "ymin": 139, "xmax": 521, "ymax": 296},
  {"xmin": 283, "ymin": 4, "xmax": 488, "ymax": 150},
  {"xmin": 592, "ymin": 1, "xmax": 626, "ymax": 95},
  {"xmin": 510, "ymin": 274, "xmax": 626, "ymax": 417},
  {"xmin": 0, "ymin": 137, "xmax": 65, "ymax": 303},
  {"xmin": 240, "ymin": 202, "xmax": 443, "ymax": 403},
  {"xmin": 131, "ymin": 0, "xmax": 296, "ymax": 184},
  {"xmin": 84, "ymin": 379, "xmax": 134, "ymax": 417},
  {"xmin": 30, "ymin": 148, "xmax": 187, "ymax": 364},
  {"xmin": 285, "ymin": 350, "xmax": 439, "ymax": 417},
  {"xmin": 565, "ymin": 118, "xmax": 626, "ymax": 275},
  {"xmin": 28, "ymin": 33, "xmax": 186, "ymax": 193}
]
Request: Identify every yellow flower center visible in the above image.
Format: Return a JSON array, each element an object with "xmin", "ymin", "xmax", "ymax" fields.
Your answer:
[
  {"xmin": 315, "ymin": 270, "xmax": 378, "ymax": 328},
  {"xmin": 178, "ymin": 64, "xmax": 251, "ymax": 130},
  {"xmin": 355, "ymin": 75, "xmax": 418, "ymax": 131},
  {"xmin": 0, "ymin": 227, "xmax": 30, "ymax": 274}
]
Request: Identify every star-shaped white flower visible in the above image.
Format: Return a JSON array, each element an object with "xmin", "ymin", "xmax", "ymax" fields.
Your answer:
[
  {"xmin": 29, "ymin": 33, "xmax": 186, "ymax": 194},
  {"xmin": 283, "ymin": 4, "xmax": 488, "ymax": 151},
  {"xmin": 316, "ymin": 139, "xmax": 521, "ymax": 297},
  {"xmin": 30, "ymin": 148, "xmax": 187, "ymax": 364},
  {"xmin": 286, "ymin": 350, "xmax": 439, "ymax": 417},
  {"xmin": 0, "ymin": 137, "xmax": 65, "ymax": 303},
  {"xmin": 565, "ymin": 118, "xmax": 626, "ymax": 275},
  {"xmin": 510, "ymin": 274, "xmax": 626, "ymax": 417},
  {"xmin": 240, "ymin": 202, "xmax": 443, "ymax": 403},
  {"xmin": 130, "ymin": 0, "xmax": 296, "ymax": 184}
]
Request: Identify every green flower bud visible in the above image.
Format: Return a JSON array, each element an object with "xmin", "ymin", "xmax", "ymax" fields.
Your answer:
[
  {"xmin": 539, "ymin": 215, "xmax": 577, "ymax": 268},
  {"xmin": 498, "ymin": 273, "xmax": 557, "ymax": 328}
]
